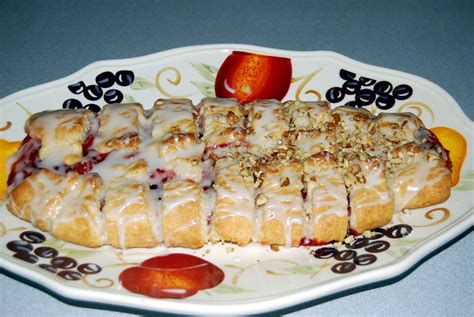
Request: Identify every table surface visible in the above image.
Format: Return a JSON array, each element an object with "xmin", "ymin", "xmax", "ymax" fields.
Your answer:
[{"xmin": 1, "ymin": 0, "xmax": 473, "ymax": 316}]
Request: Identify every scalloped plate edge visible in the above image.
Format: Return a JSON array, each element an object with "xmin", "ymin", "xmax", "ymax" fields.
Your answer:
[{"xmin": 1, "ymin": 209, "xmax": 472, "ymax": 315}]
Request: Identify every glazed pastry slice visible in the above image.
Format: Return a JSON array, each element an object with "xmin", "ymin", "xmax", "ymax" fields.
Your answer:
[
  {"xmin": 304, "ymin": 154, "xmax": 348, "ymax": 244},
  {"xmin": 150, "ymin": 98, "xmax": 197, "ymax": 140},
  {"xmin": 284, "ymin": 100, "xmax": 333, "ymax": 131},
  {"xmin": 345, "ymin": 158, "xmax": 394, "ymax": 234},
  {"xmin": 374, "ymin": 112, "xmax": 424, "ymax": 146},
  {"xmin": 91, "ymin": 157, "xmax": 148, "ymax": 184},
  {"xmin": 161, "ymin": 180, "xmax": 208, "ymax": 248},
  {"xmin": 198, "ymin": 97, "xmax": 245, "ymax": 157},
  {"xmin": 212, "ymin": 158, "xmax": 254, "ymax": 246},
  {"xmin": 147, "ymin": 99, "xmax": 204, "ymax": 182},
  {"xmin": 245, "ymin": 99, "xmax": 289, "ymax": 156},
  {"xmin": 150, "ymin": 133, "xmax": 205, "ymax": 182},
  {"xmin": 332, "ymin": 106, "xmax": 375, "ymax": 162},
  {"xmin": 7, "ymin": 169, "xmax": 106, "ymax": 247},
  {"xmin": 285, "ymin": 100, "xmax": 336, "ymax": 159},
  {"xmin": 25, "ymin": 109, "xmax": 92, "ymax": 166},
  {"xmin": 95, "ymin": 103, "xmax": 144, "ymax": 153},
  {"xmin": 256, "ymin": 160, "xmax": 304, "ymax": 247},
  {"xmin": 291, "ymin": 129, "xmax": 336, "ymax": 159},
  {"xmin": 103, "ymin": 181, "xmax": 159, "ymax": 248},
  {"xmin": 388, "ymin": 143, "xmax": 451, "ymax": 212}
]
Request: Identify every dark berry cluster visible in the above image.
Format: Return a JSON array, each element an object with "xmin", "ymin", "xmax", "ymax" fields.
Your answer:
[
  {"xmin": 325, "ymin": 69, "xmax": 413, "ymax": 110},
  {"xmin": 63, "ymin": 70, "xmax": 135, "ymax": 112},
  {"xmin": 7, "ymin": 231, "xmax": 102, "ymax": 281},
  {"xmin": 311, "ymin": 224, "xmax": 413, "ymax": 274}
]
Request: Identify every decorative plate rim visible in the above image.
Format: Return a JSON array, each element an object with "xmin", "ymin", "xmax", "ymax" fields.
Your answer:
[
  {"xmin": 0, "ymin": 44, "xmax": 473, "ymax": 315},
  {"xmin": 1, "ymin": 44, "xmax": 472, "ymax": 126}
]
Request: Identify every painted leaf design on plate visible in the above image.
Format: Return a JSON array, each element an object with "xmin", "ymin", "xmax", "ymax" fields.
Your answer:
[
  {"xmin": 386, "ymin": 247, "xmax": 410, "ymax": 258},
  {"xmin": 43, "ymin": 239, "xmax": 66, "ymax": 249},
  {"xmin": 191, "ymin": 81, "xmax": 216, "ymax": 97},
  {"xmin": 130, "ymin": 77, "xmax": 155, "ymax": 90},
  {"xmin": 210, "ymin": 283, "xmax": 253, "ymax": 294},
  {"xmin": 0, "ymin": 222, "xmax": 6, "ymax": 237},
  {"xmin": 192, "ymin": 63, "xmax": 218, "ymax": 82},
  {"xmin": 123, "ymin": 94, "xmax": 138, "ymax": 104},
  {"xmin": 279, "ymin": 265, "xmax": 321, "ymax": 275},
  {"xmin": 453, "ymin": 170, "xmax": 474, "ymax": 191},
  {"xmin": 60, "ymin": 248, "xmax": 101, "ymax": 259}
]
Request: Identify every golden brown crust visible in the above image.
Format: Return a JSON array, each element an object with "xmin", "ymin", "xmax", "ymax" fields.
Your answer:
[
  {"xmin": 213, "ymin": 215, "xmax": 252, "ymax": 246},
  {"xmin": 7, "ymin": 169, "xmax": 105, "ymax": 248},
  {"xmin": 374, "ymin": 112, "xmax": 424, "ymax": 144},
  {"xmin": 25, "ymin": 110, "xmax": 91, "ymax": 165},
  {"xmin": 213, "ymin": 159, "xmax": 254, "ymax": 246},
  {"xmin": 5, "ymin": 98, "xmax": 453, "ymax": 249},
  {"xmin": 257, "ymin": 160, "xmax": 304, "ymax": 247},
  {"xmin": 96, "ymin": 103, "xmax": 143, "ymax": 153},
  {"xmin": 161, "ymin": 181, "xmax": 206, "ymax": 249},
  {"xmin": 54, "ymin": 218, "xmax": 103, "ymax": 248},
  {"xmin": 312, "ymin": 214, "xmax": 348, "ymax": 243},
  {"xmin": 350, "ymin": 183, "xmax": 394, "ymax": 233},
  {"xmin": 103, "ymin": 182, "xmax": 158, "ymax": 248},
  {"xmin": 346, "ymin": 159, "xmax": 394, "ymax": 233},
  {"xmin": 390, "ymin": 146, "xmax": 452, "ymax": 211},
  {"xmin": 304, "ymin": 154, "xmax": 349, "ymax": 243},
  {"xmin": 151, "ymin": 99, "xmax": 197, "ymax": 139}
]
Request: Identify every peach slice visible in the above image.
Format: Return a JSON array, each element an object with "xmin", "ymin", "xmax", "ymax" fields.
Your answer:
[
  {"xmin": 0, "ymin": 139, "xmax": 21, "ymax": 199},
  {"xmin": 430, "ymin": 127, "xmax": 467, "ymax": 186}
]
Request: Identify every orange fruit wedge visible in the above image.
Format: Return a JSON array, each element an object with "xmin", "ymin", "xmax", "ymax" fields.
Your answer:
[
  {"xmin": 0, "ymin": 139, "xmax": 21, "ymax": 199},
  {"xmin": 430, "ymin": 127, "xmax": 467, "ymax": 186}
]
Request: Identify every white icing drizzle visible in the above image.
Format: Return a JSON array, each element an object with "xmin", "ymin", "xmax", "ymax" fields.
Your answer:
[
  {"xmin": 391, "ymin": 150, "xmax": 450, "ymax": 212},
  {"xmin": 349, "ymin": 160, "xmax": 392, "ymax": 228},
  {"xmin": 150, "ymin": 102, "xmax": 196, "ymax": 140},
  {"xmin": 375, "ymin": 112, "xmax": 422, "ymax": 143},
  {"xmin": 103, "ymin": 181, "xmax": 157, "ymax": 248},
  {"xmin": 5, "ymin": 97, "xmax": 453, "ymax": 250},
  {"xmin": 15, "ymin": 170, "xmax": 106, "ymax": 244},
  {"xmin": 293, "ymin": 130, "xmax": 331, "ymax": 157},
  {"xmin": 94, "ymin": 103, "xmax": 143, "ymax": 153},
  {"xmin": 213, "ymin": 159, "xmax": 254, "ymax": 224},
  {"xmin": 246, "ymin": 100, "xmax": 289, "ymax": 152},
  {"xmin": 332, "ymin": 106, "xmax": 371, "ymax": 133},
  {"xmin": 161, "ymin": 181, "xmax": 206, "ymax": 243},
  {"xmin": 308, "ymin": 171, "xmax": 347, "ymax": 226},
  {"xmin": 27, "ymin": 110, "xmax": 89, "ymax": 167},
  {"xmin": 259, "ymin": 163, "xmax": 304, "ymax": 247},
  {"xmin": 287, "ymin": 100, "xmax": 331, "ymax": 130},
  {"xmin": 199, "ymin": 98, "xmax": 244, "ymax": 151}
]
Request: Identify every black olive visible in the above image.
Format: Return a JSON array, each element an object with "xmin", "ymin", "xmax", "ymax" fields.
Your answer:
[
  {"xmin": 51, "ymin": 256, "xmax": 78, "ymax": 269},
  {"xmin": 355, "ymin": 89, "xmax": 376, "ymax": 106},
  {"xmin": 83, "ymin": 85, "xmax": 103, "ymax": 101},
  {"xmin": 375, "ymin": 95, "xmax": 395, "ymax": 110},
  {"xmin": 68, "ymin": 81, "xmax": 86, "ymax": 94},
  {"xmin": 103, "ymin": 89, "xmax": 124, "ymax": 104},
  {"xmin": 374, "ymin": 81, "xmax": 393, "ymax": 95},
  {"xmin": 392, "ymin": 84, "xmax": 413, "ymax": 100},
  {"xmin": 20, "ymin": 231, "xmax": 46, "ymax": 244},
  {"xmin": 326, "ymin": 87, "xmax": 345, "ymax": 103},
  {"xmin": 95, "ymin": 71, "xmax": 115, "ymax": 88},
  {"xmin": 34, "ymin": 247, "xmax": 59, "ymax": 258},
  {"xmin": 339, "ymin": 69, "xmax": 357, "ymax": 81},
  {"xmin": 84, "ymin": 103, "xmax": 101, "ymax": 113},
  {"xmin": 359, "ymin": 76, "xmax": 376, "ymax": 86},
  {"xmin": 7, "ymin": 240, "xmax": 33, "ymax": 253},
  {"xmin": 115, "ymin": 70, "xmax": 135, "ymax": 86},
  {"xmin": 13, "ymin": 252, "xmax": 39, "ymax": 264},
  {"xmin": 342, "ymin": 80, "xmax": 360, "ymax": 95},
  {"xmin": 62, "ymin": 98, "xmax": 83, "ymax": 109}
]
